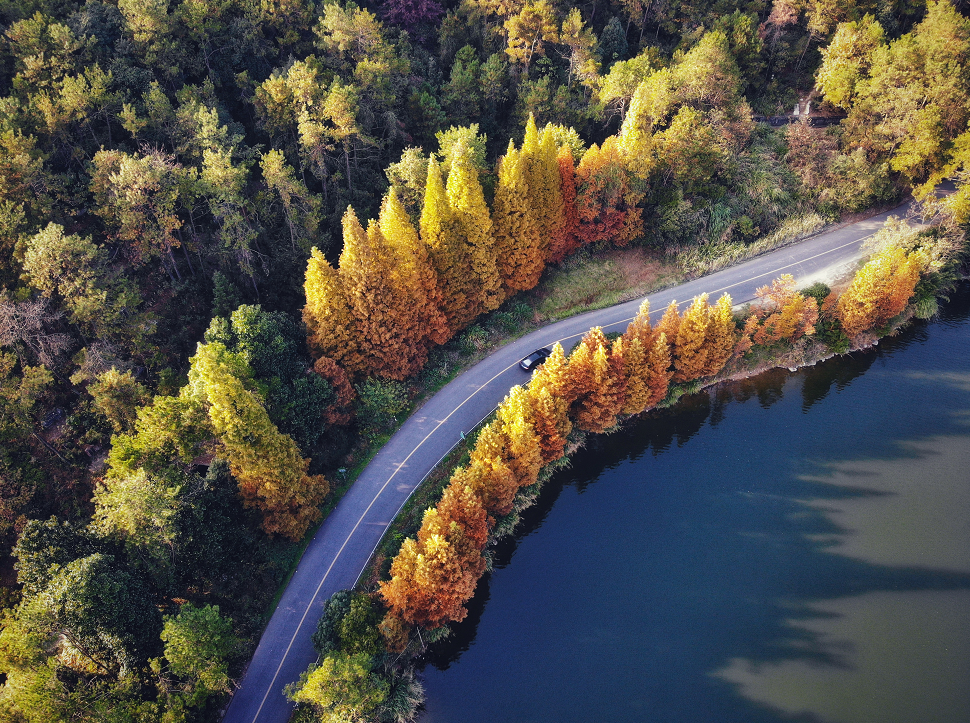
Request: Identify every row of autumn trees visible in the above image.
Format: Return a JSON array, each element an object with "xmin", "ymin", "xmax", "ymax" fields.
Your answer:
[
  {"xmin": 379, "ymin": 246, "xmax": 931, "ymax": 630},
  {"xmin": 298, "ymin": 23, "xmax": 779, "ymax": 382},
  {"xmin": 303, "ymin": 115, "xmax": 611, "ymax": 381},
  {"xmin": 288, "ymin": 221, "xmax": 944, "ymax": 720}
]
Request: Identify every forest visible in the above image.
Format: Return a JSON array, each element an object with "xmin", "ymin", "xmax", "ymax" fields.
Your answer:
[{"xmin": 0, "ymin": 0, "xmax": 968, "ymax": 717}]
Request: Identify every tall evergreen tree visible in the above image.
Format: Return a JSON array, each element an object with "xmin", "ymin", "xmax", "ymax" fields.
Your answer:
[
  {"xmin": 339, "ymin": 208, "xmax": 427, "ymax": 380},
  {"xmin": 303, "ymin": 248, "xmax": 365, "ymax": 373},
  {"xmin": 379, "ymin": 187, "xmax": 450, "ymax": 346},
  {"xmin": 701, "ymin": 293, "xmax": 737, "ymax": 377},
  {"xmin": 492, "ymin": 141, "xmax": 544, "ymax": 294},
  {"xmin": 446, "ymin": 144, "xmax": 502, "ymax": 316},
  {"xmin": 421, "ymin": 157, "xmax": 477, "ymax": 335},
  {"xmin": 673, "ymin": 294, "xmax": 711, "ymax": 383},
  {"xmin": 548, "ymin": 145, "xmax": 581, "ymax": 263}
]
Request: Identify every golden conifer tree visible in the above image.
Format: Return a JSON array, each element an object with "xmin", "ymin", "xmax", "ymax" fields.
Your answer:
[
  {"xmin": 421, "ymin": 157, "xmax": 476, "ymax": 335},
  {"xmin": 568, "ymin": 328, "xmax": 624, "ymax": 432},
  {"xmin": 423, "ymin": 482, "xmax": 489, "ymax": 562},
  {"xmin": 339, "ymin": 208, "xmax": 425, "ymax": 379},
  {"xmin": 379, "ymin": 499, "xmax": 485, "ymax": 628},
  {"xmin": 466, "ymin": 423, "xmax": 520, "ymax": 515},
  {"xmin": 380, "ymin": 187, "xmax": 450, "ymax": 345},
  {"xmin": 673, "ymin": 294, "xmax": 711, "ymax": 383},
  {"xmin": 645, "ymin": 332, "xmax": 673, "ymax": 406},
  {"xmin": 492, "ymin": 142, "xmax": 544, "ymax": 294},
  {"xmin": 656, "ymin": 300, "xmax": 681, "ymax": 357},
  {"xmin": 453, "ymin": 455, "xmax": 517, "ymax": 518},
  {"xmin": 187, "ymin": 342, "xmax": 328, "ymax": 540},
  {"xmin": 518, "ymin": 123, "xmax": 563, "ymax": 257},
  {"xmin": 701, "ymin": 293, "xmax": 736, "ymax": 377},
  {"xmin": 496, "ymin": 385, "xmax": 543, "ymax": 492},
  {"xmin": 528, "ymin": 384, "xmax": 569, "ymax": 463},
  {"xmin": 621, "ymin": 337, "xmax": 650, "ymax": 415},
  {"xmin": 447, "ymin": 144, "xmax": 502, "ymax": 315},
  {"xmin": 837, "ymin": 248, "xmax": 921, "ymax": 336},
  {"xmin": 527, "ymin": 342, "xmax": 572, "ymax": 460},
  {"xmin": 623, "ymin": 299, "xmax": 654, "ymax": 348},
  {"xmin": 381, "ymin": 476, "xmax": 490, "ymax": 628},
  {"xmin": 303, "ymin": 248, "xmax": 365, "ymax": 373}
]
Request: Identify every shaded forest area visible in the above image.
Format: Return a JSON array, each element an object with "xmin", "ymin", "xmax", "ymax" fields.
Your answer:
[{"xmin": 0, "ymin": 0, "xmax": 968, "ymax": 717}]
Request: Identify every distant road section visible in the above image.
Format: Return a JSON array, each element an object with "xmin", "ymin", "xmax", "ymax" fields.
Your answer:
[{"xmin": 223, "ymin": 198, "xmax": 918, "ymax": 723}]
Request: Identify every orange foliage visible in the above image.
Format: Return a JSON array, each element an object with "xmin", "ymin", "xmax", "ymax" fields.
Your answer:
[
  {"xmin": 527, "ymin": 343, "xmax": 572, "ymax": 460},
  {"xmin": 574, "ymin": 137, "xmax": 644, "ymax": 246},
  {"xmin": 547, "ymin": 147, "xmax": 581, "ymax": 263},
  {"xmin": 673, "ymin": 294, "xmax": 711, "ymax": 383},
  {"xmin": 566, "ymin": 328, "xmax": 625, "ymax": 432},
  {"xmin": 701, "ymin": 293, "xmax": 737, "ymax": 377},
  {"xmin": 313, "ymin": 356, "xmax": 356, "ymax": 425},
  {"xmin": 837, "ymin": 247, "xmax": 922, "ymax": 337},
  {"xmin": 379, "ymin": 482, "xmax": 488, "ymax": 627},
  {"xmin": 749, "ymin": 275, "xmax": 819, "ymax": 345}
]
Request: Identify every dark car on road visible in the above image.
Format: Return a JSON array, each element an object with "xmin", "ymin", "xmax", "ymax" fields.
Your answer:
[{"xmin": 519, "ymin": 347, "xmax": 552, "ymax": 371}]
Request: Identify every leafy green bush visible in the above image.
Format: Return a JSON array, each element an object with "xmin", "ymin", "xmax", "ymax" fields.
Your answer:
[{"xmin": 354, "ymin": 378, "xmax": 410, "ymax": 441}]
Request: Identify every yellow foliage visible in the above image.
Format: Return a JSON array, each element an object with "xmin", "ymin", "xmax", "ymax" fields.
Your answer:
[
  {"xmin": 492, "ymin": 142, "xmax": 544, "ymax": 293},
  {"xmin": 380, "ymin": 187, "xmax": 450, "ymax": 345},
  {"xmin": 447, "ymin": 145, "xmax": 502, "ymax": 315},
  {"xmin": 702, "ymin": 293, "xmax": 736, "ymax": 377},
  {"xmin": 673, "ymin": 294, "xmax": 710, "ymax": 383},
  {"xmin": 837, "ymin": 247, "xmax": 922, "ymax": 336},
  {"xmin": 421, "ymin": 157, "xmax": 477, "ymax": 335},
  {"xmin": 187, "ymin": 343, "xmax": 327, "ymax": 540},
  {"xmin": 303, "ymin": 247, "xmax": 364, "ymax": 373}
]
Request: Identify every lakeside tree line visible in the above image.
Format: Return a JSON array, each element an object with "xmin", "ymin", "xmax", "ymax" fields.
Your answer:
[
  {"xmin": 0, "ymin": 0, "xmax": 967, "ymax": 718},
  {"xmin": 291, "ymin": 214, "xmax": 965, "ymax": 721}
]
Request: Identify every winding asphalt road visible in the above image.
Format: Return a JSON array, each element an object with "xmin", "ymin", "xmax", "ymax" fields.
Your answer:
[{"xmin": 223, "ymin": 198, "xmax": 919, "ymax": 723}]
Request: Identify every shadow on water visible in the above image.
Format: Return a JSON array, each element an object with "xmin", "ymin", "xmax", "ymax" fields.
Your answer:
[{"xmin": 419, "ymin": 285, "xmax": 970, "ymax": 723}]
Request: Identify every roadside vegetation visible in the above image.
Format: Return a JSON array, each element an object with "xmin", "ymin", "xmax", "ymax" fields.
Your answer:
[
  {"xmin": 292, "ymin": 211, "xmax": 968, "ymax": 723},
  {"xmin": 0, "ymin": 0, "xmax": 968, "ymax": 719}
]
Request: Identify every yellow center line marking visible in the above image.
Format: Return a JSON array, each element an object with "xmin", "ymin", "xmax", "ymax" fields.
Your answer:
[{"xmin": 247, "ymin": 229, "xmax": 875, "ymax": 721}]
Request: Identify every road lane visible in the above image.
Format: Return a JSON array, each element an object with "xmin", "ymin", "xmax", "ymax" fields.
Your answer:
[{"xmin": 223, "ymin": 198, "xmax": 917, "ymax": 723}]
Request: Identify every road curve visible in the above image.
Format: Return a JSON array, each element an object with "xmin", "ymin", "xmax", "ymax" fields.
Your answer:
[{"xmin": 223, "ymin": 199, "xmax": 917, "ymax": 723}]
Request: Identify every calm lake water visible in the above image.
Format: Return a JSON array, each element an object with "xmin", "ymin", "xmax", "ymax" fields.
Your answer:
[{"xmin": 418, "ymin": 285, "xmax": 970, "ymax": 723}]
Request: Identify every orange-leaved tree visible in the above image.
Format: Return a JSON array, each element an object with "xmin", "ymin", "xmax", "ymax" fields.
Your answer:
[
  {"xmin": 339, "ymin": 208, "xmax": 427, "ymax": 379},
  {"xmin": 574, "ymin": 136, "xmax": 644, "ymax": 246},
  {"xmin": 837, "ymin": 247, "xmax": 923, "ymax": 337},
  {"xmin": 701, "ymin": 293, "xmax": 737, "ymax": 377},
  {"xmin": 673, "ymin": 294, "xmax": 711, "ymax": 383},
  {"xmin": 621, "ymin": 302, "xmax": 673, "ymax": 415},
  {"xmin": 547, "ymin": 145, "xmax": 581, "ymax": 263},
  {"xmin": 467, "ymin": 385, "xmax": 543, "ymax": 514},
  {"xmin": 380, "ymin": 481, "xmax": 488, "ymax": 627},
  {"xmin": 527, "ymin": 342, "xmax": 572, "ymax": 462},
  {"xmin": 749, "ymin": 275, "xmax": 819, "ymax": 345},
  {"xmin": 566, "ymin": 328, "xmax": 626, "ymax": 432}
]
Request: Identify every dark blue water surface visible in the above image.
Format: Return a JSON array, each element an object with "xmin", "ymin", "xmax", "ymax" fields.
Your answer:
[{"xmin": 419, "ymin": 286, "xmax": 970, "ymax": 723}]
